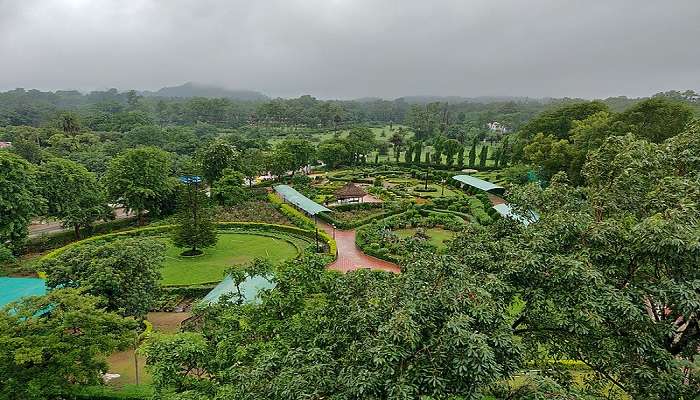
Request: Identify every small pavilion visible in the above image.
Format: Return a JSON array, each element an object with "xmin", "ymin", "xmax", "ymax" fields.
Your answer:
[{"xmin": 334, "ymin": 182, "xmax": 367, "ymax": 203}]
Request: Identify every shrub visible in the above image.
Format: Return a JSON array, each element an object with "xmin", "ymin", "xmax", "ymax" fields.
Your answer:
[
  {"xmin": 0, "ymin": 245, "xmax": 15, "ymax": 264},
  {"xmin": 413, "ymin": 185, "xmax": 438, "ymax": 192}
]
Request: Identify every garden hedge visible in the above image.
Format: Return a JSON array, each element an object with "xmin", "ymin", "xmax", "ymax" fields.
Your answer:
[{"xmin": 40, "ymin": 222, "xmax": 337, "ymax": 264}]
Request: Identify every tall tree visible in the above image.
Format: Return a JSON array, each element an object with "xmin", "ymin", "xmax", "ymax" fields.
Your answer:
[
  {"xmin": 199, "ymin": 139, "xmax": 239, "ymax": 185},
  {"xmin": 317, "ymin": 141, "xmax": 351, "ymax": 169},
  {"xmin": 404, "ymin": 142, "xmax": 413, "ymax": 163},
  {"xmin": 239, "ymin": 148, "xmax": 266, "ymax": 187},
  {"xmin": 43, "ymin": 238, "xmax": 164, "ymax": 318},
  {"xmin": 212, "ymin": 169, "xmax": 247, "ymax": 207},
  {"xmin": 413, "ymin": 141, "xmax": 422, "ymax": 164},
  {"xmin": 0, "ymin": 289, "xmax": 137, "ymax": 400},
  {"xmin": 104, "ymin": 147, "xmax": 175, "ymax": 225},
  {"xmin": 277, "ymin": 138, "xmax": 316, "ymax": 174},
  {"xmin": 59, "ymin": 112, "xmax": 81, "ymax": 135},
  {"xmin": 389, "ymin": 131, "xmax": 405, "ymax": 163},
  {"xmin": 346, "ymin": 128, "xmax": 376, "ymax": 165},
  {"xmin": 443, "ymin": 138, "xmax": 461, "ymax": 166},
  {"xmin": 172, "ymin": 182, "xmax": 218, "ymax": 256},
  {"xmin": 479, "ymin": 145, "xmax": 488, "ymax": 168},
  {"xmin": 267, "ymin": 148, "xmax": 294, "ymax": 179},
  {"xmin": 38, "ymin": 158, "xmax": 110, "ymax": 239},
  {"xmin": 0, "ymin": 152, "xmax": 43, "ymax": 251},
  {"xmin": 468, "ymin": 139, "xmax": 477, "ymax": 168}
]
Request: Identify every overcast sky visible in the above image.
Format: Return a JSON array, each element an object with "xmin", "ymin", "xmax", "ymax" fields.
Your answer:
[{"xmin": 1, "ymin": 0, "xmax": 699, "ymax": 99}]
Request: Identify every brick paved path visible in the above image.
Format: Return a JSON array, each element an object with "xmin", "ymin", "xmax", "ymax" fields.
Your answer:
[{"xmin": 319, "ymin": 222, "xmax": 401, "ymax": 274}]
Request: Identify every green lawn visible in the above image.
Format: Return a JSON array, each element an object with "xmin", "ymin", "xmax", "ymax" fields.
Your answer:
[
  {"xmin": 393, "ymin": 228, "xmax": 456, "ymax": 250},
  {"xmin": 159, "ymin": 232, "xmax": 303, "ymax": 286}
]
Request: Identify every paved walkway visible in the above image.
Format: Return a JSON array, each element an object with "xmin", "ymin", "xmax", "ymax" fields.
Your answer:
[{"xmin": 319, "ymin": 222, "xmax": 400, "ymax": 274}]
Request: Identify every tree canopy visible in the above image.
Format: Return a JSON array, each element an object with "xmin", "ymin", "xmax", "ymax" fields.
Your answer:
[
  {"xmin": 0, "ymin": 289, "xmax": 136, "ymax": 400},
  {"xmin": 37, "ymin": 157, "xmax": 110, "ymax": 238},
  {"xmin": 0, "ymin": 151, "xmax": 43, "ymax": 251},
  {"xmin": 42, "ymin": 238, "xmax": 165, "ymax": 318},
  {"xmin": 104, "ymin": 146, "xmax": 175, "ymax": 224}
]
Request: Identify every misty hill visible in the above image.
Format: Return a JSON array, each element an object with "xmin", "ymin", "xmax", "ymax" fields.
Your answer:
[
  {"xmin": 395, "ymin": 95, "xmax": 538, "ymax": 104},
  {"xmin": 142, "ymin": 82, "xmax": 268, "ymax": 101}
]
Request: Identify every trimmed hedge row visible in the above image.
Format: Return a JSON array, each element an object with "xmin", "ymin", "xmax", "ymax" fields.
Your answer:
[
  {"xmin": 267, "ymin": 192, "xmax": 315, "ymax": 230},
  {"xmin": 328, "ymin": 202, "xmax": 384, "ymax": 212},
  {"xmin": 317, "ymin": 207, "xmax": 404, "ymax": 230},
  {"xmin": 266, "ymin": 192, "xmax": 337, "ymax": 256},
  {"xmin": 40, "ymin": 222, "xmax": 337, "ymax": 264}
]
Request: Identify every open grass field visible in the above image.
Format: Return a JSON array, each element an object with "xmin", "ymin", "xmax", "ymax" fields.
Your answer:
[
  {"xmin": 159, "ymin": 232, "xmax": 304, "ymax": 286},
  {"xmin": 393, "ymin": 227, "xmax": 456, "ymax": 250}
]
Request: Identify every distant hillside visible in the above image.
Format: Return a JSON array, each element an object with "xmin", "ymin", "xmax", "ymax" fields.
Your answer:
[{"xmin": 142, "ymin": 82, "xmax": 268, "ymax": 101}]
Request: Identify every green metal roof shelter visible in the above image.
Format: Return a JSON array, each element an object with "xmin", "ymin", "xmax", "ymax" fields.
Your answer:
[
  {"xmin": 202, "ymin": 275, "xmax": 274, "ymax": 305},
  {"xmin": 274, "ymin": 185, "xmax": 331, "ymax": 215},
  {"xmin": 492, "ymin": 203, "xmax": 539, "ymax": 226},
  {"xmin": 452, "ymin": 175, "xmax": 505, "ymax": 195}
]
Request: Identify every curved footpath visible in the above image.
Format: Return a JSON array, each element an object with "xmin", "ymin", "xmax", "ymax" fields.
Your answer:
[{"xmin": 318, "ymin": 221, "xmax": 401, "ymax": 274}]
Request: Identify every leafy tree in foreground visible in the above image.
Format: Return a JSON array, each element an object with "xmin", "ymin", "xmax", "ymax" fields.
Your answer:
[
  {"xmin": 0, "ymin": 288, "xmax": 137, "ymax": 400},
  {"xmin": 453, "ymin": 129, "xmax": 700, "ymax": 398},
  {"xmin": 104, "ymin": 146, "xmax": 175, "ymax": 225},
  {"xmin": 144, "ymin": 253, "xmax": 522, "ymax": 399},
  {"xmin": 42, "ymin": 238, "xmax": 164, "ymax": 318},
  {"xmin": 37, "ymin": 157, "xmax": 110, "ymax": 239},
  {"xmin": 0, "ymin": 151, "xmax": 43, "ymax": 252},
  {"xmin": 172, "ymin": 182, "xmax": 217, "ymax": 256}
]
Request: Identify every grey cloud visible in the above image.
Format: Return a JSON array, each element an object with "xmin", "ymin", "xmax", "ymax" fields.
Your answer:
[{"xmin": 0, "ymin": 0, "xmax": 698, "ymax": 99}]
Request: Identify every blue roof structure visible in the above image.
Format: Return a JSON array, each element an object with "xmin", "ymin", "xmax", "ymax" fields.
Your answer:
[
  {"xmin": 202, "ymin": 275, "xmax": 275, "ymax": 305},
  {"xmin": 492, "ymin": 204, "xmax": 539, "ymax": 226},
  {"xmin": 452, "ymin": 175, "xmax": 505, "ymax": 195},
  {"xmin": 0, "ymin": 277, "xmax": 47, "ymax": 308},
  {"xmin": 274, "ymin": 185, "xmax": 331, "ymax": 215},
  {"xmin": 179, "ymin": 176, "xmax": 202, "ymax": 184}
]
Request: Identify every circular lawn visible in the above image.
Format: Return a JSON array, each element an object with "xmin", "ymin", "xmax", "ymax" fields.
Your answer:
[{"xmin": 159, "ymin": 232, "xmax": 302, "ymax": 286}]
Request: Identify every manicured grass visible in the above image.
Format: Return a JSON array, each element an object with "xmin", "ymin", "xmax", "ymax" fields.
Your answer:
[
  {"xmin": 159, "ymin": 232, "xmax": 302, "ymax": 286},
  {"xmin": 393, "ymin": 228, "xmax": 456, "ymax": 249}
]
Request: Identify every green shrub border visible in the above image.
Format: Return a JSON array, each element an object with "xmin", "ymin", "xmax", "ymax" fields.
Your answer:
[
  {"xmin": 267, "ymin": 193, "xmax": 337, "ymax": 256},
  {"xmin": 41, "ymin": 222, "xmax": 337, "ymax": 264},
  {"xmin": 316, "ymin": 207, "xmax": 404, "ymax": 230}
]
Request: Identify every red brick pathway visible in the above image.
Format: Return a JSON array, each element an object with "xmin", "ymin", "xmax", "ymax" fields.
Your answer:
[{"xmin": 319, "ymin": 222, "xmax": 401, "ymax": 274}]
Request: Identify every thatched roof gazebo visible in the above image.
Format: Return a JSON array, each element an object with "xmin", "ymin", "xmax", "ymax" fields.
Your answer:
[{"xmin": 334, "ymin": 182, "xmax": 367, "ymax": 203}]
